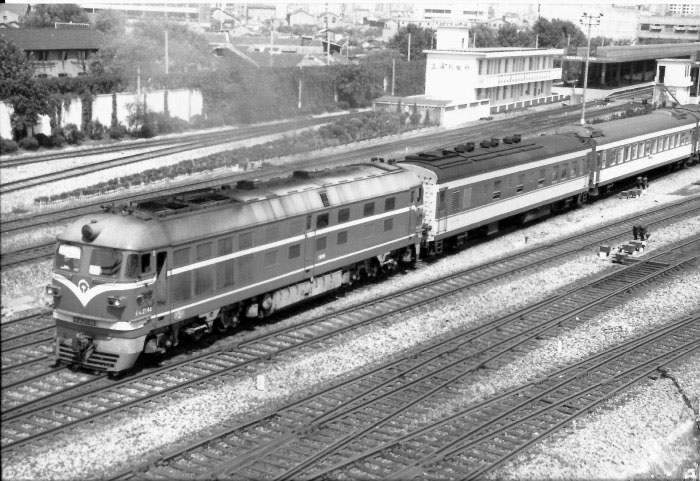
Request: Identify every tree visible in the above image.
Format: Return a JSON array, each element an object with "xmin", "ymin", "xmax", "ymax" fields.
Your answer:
[
  {"xmin": 497, "ymin": 24, "xmax": 535, "ymax": 48},
  {"xmin": 92, "ymin": 9, "xmax": 127, "ymax": 35},
  {"xmin": 0, "ymin": 38, "xmax": 51, "ymax": 139},
  {"xmin": 388, "ymin": 24, "xmax": 435, "ymax": 61},
  {"xmin": 470, "ymin": 24, "xmax": 498, "ymax": 48},
  {"xmin": 20, "ymin": 4, "xmax": 89, "ymax": 28},
  {"xmin": 532, "ymin": 18, "xmax": 586, "ymax": 49}
]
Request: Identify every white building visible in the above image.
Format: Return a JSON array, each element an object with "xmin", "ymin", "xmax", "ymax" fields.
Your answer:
[
  {"xmin": 375, "ymin": 27, "xmax": 567, "ymax": 128},
  {"xmin": 653, "ymin": 58, "xmax": 699, "ymax": 106}
]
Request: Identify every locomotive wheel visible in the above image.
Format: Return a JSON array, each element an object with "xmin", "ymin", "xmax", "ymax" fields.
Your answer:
[{"xmin": 215, "ymin": 308, "xmax": 240, "ymax": 332}]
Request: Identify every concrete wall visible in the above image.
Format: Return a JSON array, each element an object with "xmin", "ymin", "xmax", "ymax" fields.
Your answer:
[{"xmin": 0, "ymin": 88, "xmax": 203, "ymax": 139}]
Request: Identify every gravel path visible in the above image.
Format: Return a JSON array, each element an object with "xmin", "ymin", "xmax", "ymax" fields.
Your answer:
[{"xmin": 2, "ymin": 166, "xmax": 699, "ymax": 480}]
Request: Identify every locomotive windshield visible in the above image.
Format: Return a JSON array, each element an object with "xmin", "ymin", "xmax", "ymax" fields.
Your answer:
[
  {"xmin": 56, "ymin": 243, "xmax": 82, "ymax": 272},
  {"xmin": 88, "ymin": 248, "xmax": 122, "ymax": 277}
]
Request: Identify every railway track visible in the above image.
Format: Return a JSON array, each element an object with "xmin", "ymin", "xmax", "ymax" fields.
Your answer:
[
  {"xmin": 0, "ymin": 116, "xmax": 345, "ymax": 195},
  {"xmin": 106, "ymin": 240, "xmax": 699, "ymax": 480},
  {"xmin": 0, "ymin": 103, "xmax": 635, "ymax": 244},
  {"xmin": 1, "ymin": 194, "xmax": 697, "ymax": 453},
  {"xmin": 1, "ymin": 313, "xmax": 55, "ymax": 372}
]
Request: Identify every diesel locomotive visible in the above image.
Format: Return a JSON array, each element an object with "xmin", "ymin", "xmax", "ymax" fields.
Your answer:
[{"xmin": 47, "ymin": 106, "xmax": 700, "ymax": 373}]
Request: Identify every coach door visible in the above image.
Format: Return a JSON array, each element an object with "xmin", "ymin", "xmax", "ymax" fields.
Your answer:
[{"xmin": 436, "ymin": 187, "xmax": 448, "ymax": 234}]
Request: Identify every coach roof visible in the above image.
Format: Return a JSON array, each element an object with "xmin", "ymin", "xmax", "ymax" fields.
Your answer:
[
  {"xmin": 398, "ymin": 134, "xmax": 591, "ymax": 184},
  {"xmin": 592, "ymin": 109, "xmax": 698, "ymax": 146}
]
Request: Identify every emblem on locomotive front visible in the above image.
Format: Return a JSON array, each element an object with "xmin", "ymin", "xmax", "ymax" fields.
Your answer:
[{"xmin": 78, "ymin": 279, "xmax": 89, "ymax": 294}]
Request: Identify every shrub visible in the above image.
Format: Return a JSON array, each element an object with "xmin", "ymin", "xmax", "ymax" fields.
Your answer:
[
  {"xmin": 87, "ymin": 120, "xmax": 105, "ymax": 140},
  {"xmin": 35, "ymin": 133, "xmax": 51, "ymax": 148},
  {"xmin": 336, "ymin": 101, "xmax": 350, "ymax": 111},
  {"xmin": 19, "ymin": 137, "xmax": 39, "ymax": 151},
  {"xmin": 50, "ymin": 133, "xmax": 67, "ymax": 148},
  {"xmin": 0, "ymin": 138, "xmax": 19, "ymax": 154},
  {"xmin": 108, "ymin": 124, "xmax": 127, "ymax": 140},
  {"xmin": 63, "ymin": 124, "xmax": 84, "ymax": 145},
  {"xmin": 154, "ymin": 113, "xmax": 189, "ymax": 134},
  {"xmin": 189, "ymin": 114, "xmax": 206, "ymax": 129}
]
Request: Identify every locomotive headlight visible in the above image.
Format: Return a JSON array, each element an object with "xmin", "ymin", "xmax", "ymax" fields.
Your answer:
[
  {"xmin": 107, "ymin": 295, "xmax": 127, "ymax": 308},
  {"xmin": 46, "ymin": 285, "xmax": 61, "ymax": 297}
]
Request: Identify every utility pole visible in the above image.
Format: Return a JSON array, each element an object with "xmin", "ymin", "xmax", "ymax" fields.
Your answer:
[
  {"xmin": 580, "ymin": 12, "xmax": 603, "ymax": 125},
  {"xmin": 164, "ymin": 30, "xmax": 169, "ymax": 75},
  {"xmin": 392, "ymin": 58, "xmax": 395, "ymax": 95},
  {"xmin": 407, "ymin": 32, "xmax": 411, "ymax": 62}
]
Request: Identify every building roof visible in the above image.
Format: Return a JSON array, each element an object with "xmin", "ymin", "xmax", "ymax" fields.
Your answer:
[
  {"xmin": 0, "ymin": 3, "xmax": 30, "ymax": 16},
  {"xmin": 0, "ymin": 28, "xmax": 104, "ymax": 50},
  {"xmin": 564, "ymin": 42, "xmax": 700, "ymax": 64}
]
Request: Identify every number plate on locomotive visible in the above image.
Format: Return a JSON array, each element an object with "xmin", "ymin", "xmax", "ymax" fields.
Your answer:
[{"xmin": 74, "ymin": 317, "xmax": 96, "ymax": 326}]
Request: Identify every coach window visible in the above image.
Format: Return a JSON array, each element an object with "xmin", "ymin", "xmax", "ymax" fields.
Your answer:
[
  {"xmin": 492, "ymin": 180, "xmax": 501, "ymax": 199},
  {"xmin": 217, "ymin": 237, "xmax": 235, "ymax": 288},
  {"xmin": 561, "ymin": 164, "xmax": 568, "ymax": 180},
  {"xmin": 288, "ymin": 244, "xmax": 301, "ymax": 260},
  {"xmin": 264, "ymin": 250, "xmax": 278, "ymax": 268},
  {"xmin": 631, "ymin": 143, "xmax": 638, "ymax": 160},
  {"xmin": 338, "ymin": 208, "xmax": 350, "ymax": 224},
  {"xmin": 363, "ymin": 202, "xmax": 375, "ymax": 217},
  {"xmin": 639, "ymin": 142, "xmax": 645, "ymax": 157},
  {"xmin": 651, "ymin": 138, "xmax": 658, "ymax": 154},
  {"xmin": 317, "ymin": 213, "xmax": 329, "ymax": 229},
  {"xmin": 195, "ymin": 242, "xmax": 213, "ymax": 296},
  {"xmin": 516, "ymin": 174, "xmax": 524, "ymax": 193},
  {"xmin": 663, "ymin": 136, "xmax": 669, "ymax": 150},
  {"xmin": 624, "ymin": 145, "xmax": 630, "ymax": 161},
  {"xmin": 538, "ymin": 169, "xmax": 546, "ymax": 187},
  {"xmin": 645, "ymin": 140, "xmax": 651, "ymax": 155},
  {"xmin": 572, "ymin": 160, "xmax": 578, "ymax": 176},
  {"xmin": 551, "ymin": 166, "xmax": 558, "ymax": 183},
  {"xmin": 384, "ymin": 218, "xmax": 394, "ymax": 232},
  {"xmin": 337, "ymin": 231, "xmax": 348, "ymax": 245}
]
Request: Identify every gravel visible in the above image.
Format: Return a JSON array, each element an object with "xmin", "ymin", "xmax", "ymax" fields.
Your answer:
[{"xmin": 2, "ymin": 165, "xmax": 699, "ymax": 480}]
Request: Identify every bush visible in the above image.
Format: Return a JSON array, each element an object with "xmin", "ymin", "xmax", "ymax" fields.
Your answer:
[
  {"xmin": 62, "ymin": 124, "xmax": 84, "ymax": 145},
  {"xmin": 0, "ymin": 138, "xmax": 19, "ymax": 154},
  {"xmin": 154, "ymin": 113, "xmax": 189, "ymax": 134},
  {"xmin": 50, "ymin": 133, "xmax": 67, "ymax": 148},
  {"xmin": 87, "ymin": 120, "xmax": 105, "ymax": 140},
  {"xmin": 19, "ymin": 137, "xmax": 39, "ymax": 151},
  {"xmin": 35, "ymin": 133, "xmax": 51, "ymax": 148},
  {"xmin": 108, "ymin": 124, "xmax": 127, "ymax": 140},
  {"xmin": 336, "ymin": 101, "xmax": 350, "ymax": 111},
  {"xmin": 189, "ymin": 114, "xmax": 206, "ymax": 129},
  {"xmin": 206, "ymin": 112, "xmax": 226, "ymax": 127}
]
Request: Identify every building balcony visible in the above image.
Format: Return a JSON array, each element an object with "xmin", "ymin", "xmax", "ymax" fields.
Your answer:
[{"xmin": 476, "ymin": 68, "xmax": 561, "ymax": 88}]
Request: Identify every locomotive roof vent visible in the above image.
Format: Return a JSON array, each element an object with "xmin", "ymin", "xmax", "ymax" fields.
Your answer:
[
  {"xmin": 236, "ymin": 180, "xmax": 257, "ymax": 190},
  {"xmin": 293, "ymin": 170, "xmax": 310, "ymax": 179},
  {"xmin": 81, "ymin": 220, "xmax": 102, "ymax": 242}
]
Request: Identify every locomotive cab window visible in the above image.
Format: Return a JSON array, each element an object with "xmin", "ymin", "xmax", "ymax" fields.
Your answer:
[
  {"xmin": 89, "ymin": 249, "xmax": 122, "ymax": 277},
  {"xmin": 56, "ymin": 243, "xmax": 82, "ymax": 272},
  {"xmin": 124, "ymin": 253, "xmax": 152, "ymax": 279}
]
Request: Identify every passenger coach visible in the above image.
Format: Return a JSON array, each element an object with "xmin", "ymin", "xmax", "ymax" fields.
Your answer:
[{"xmin": 399, "ymin": 134, "xmax": 593, "ymax": 255}]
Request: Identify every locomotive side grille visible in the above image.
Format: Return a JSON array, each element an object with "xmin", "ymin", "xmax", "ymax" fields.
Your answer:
[{"xmin": 57, "ymin": 343, "xmax": 120, "ymax": 370}]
